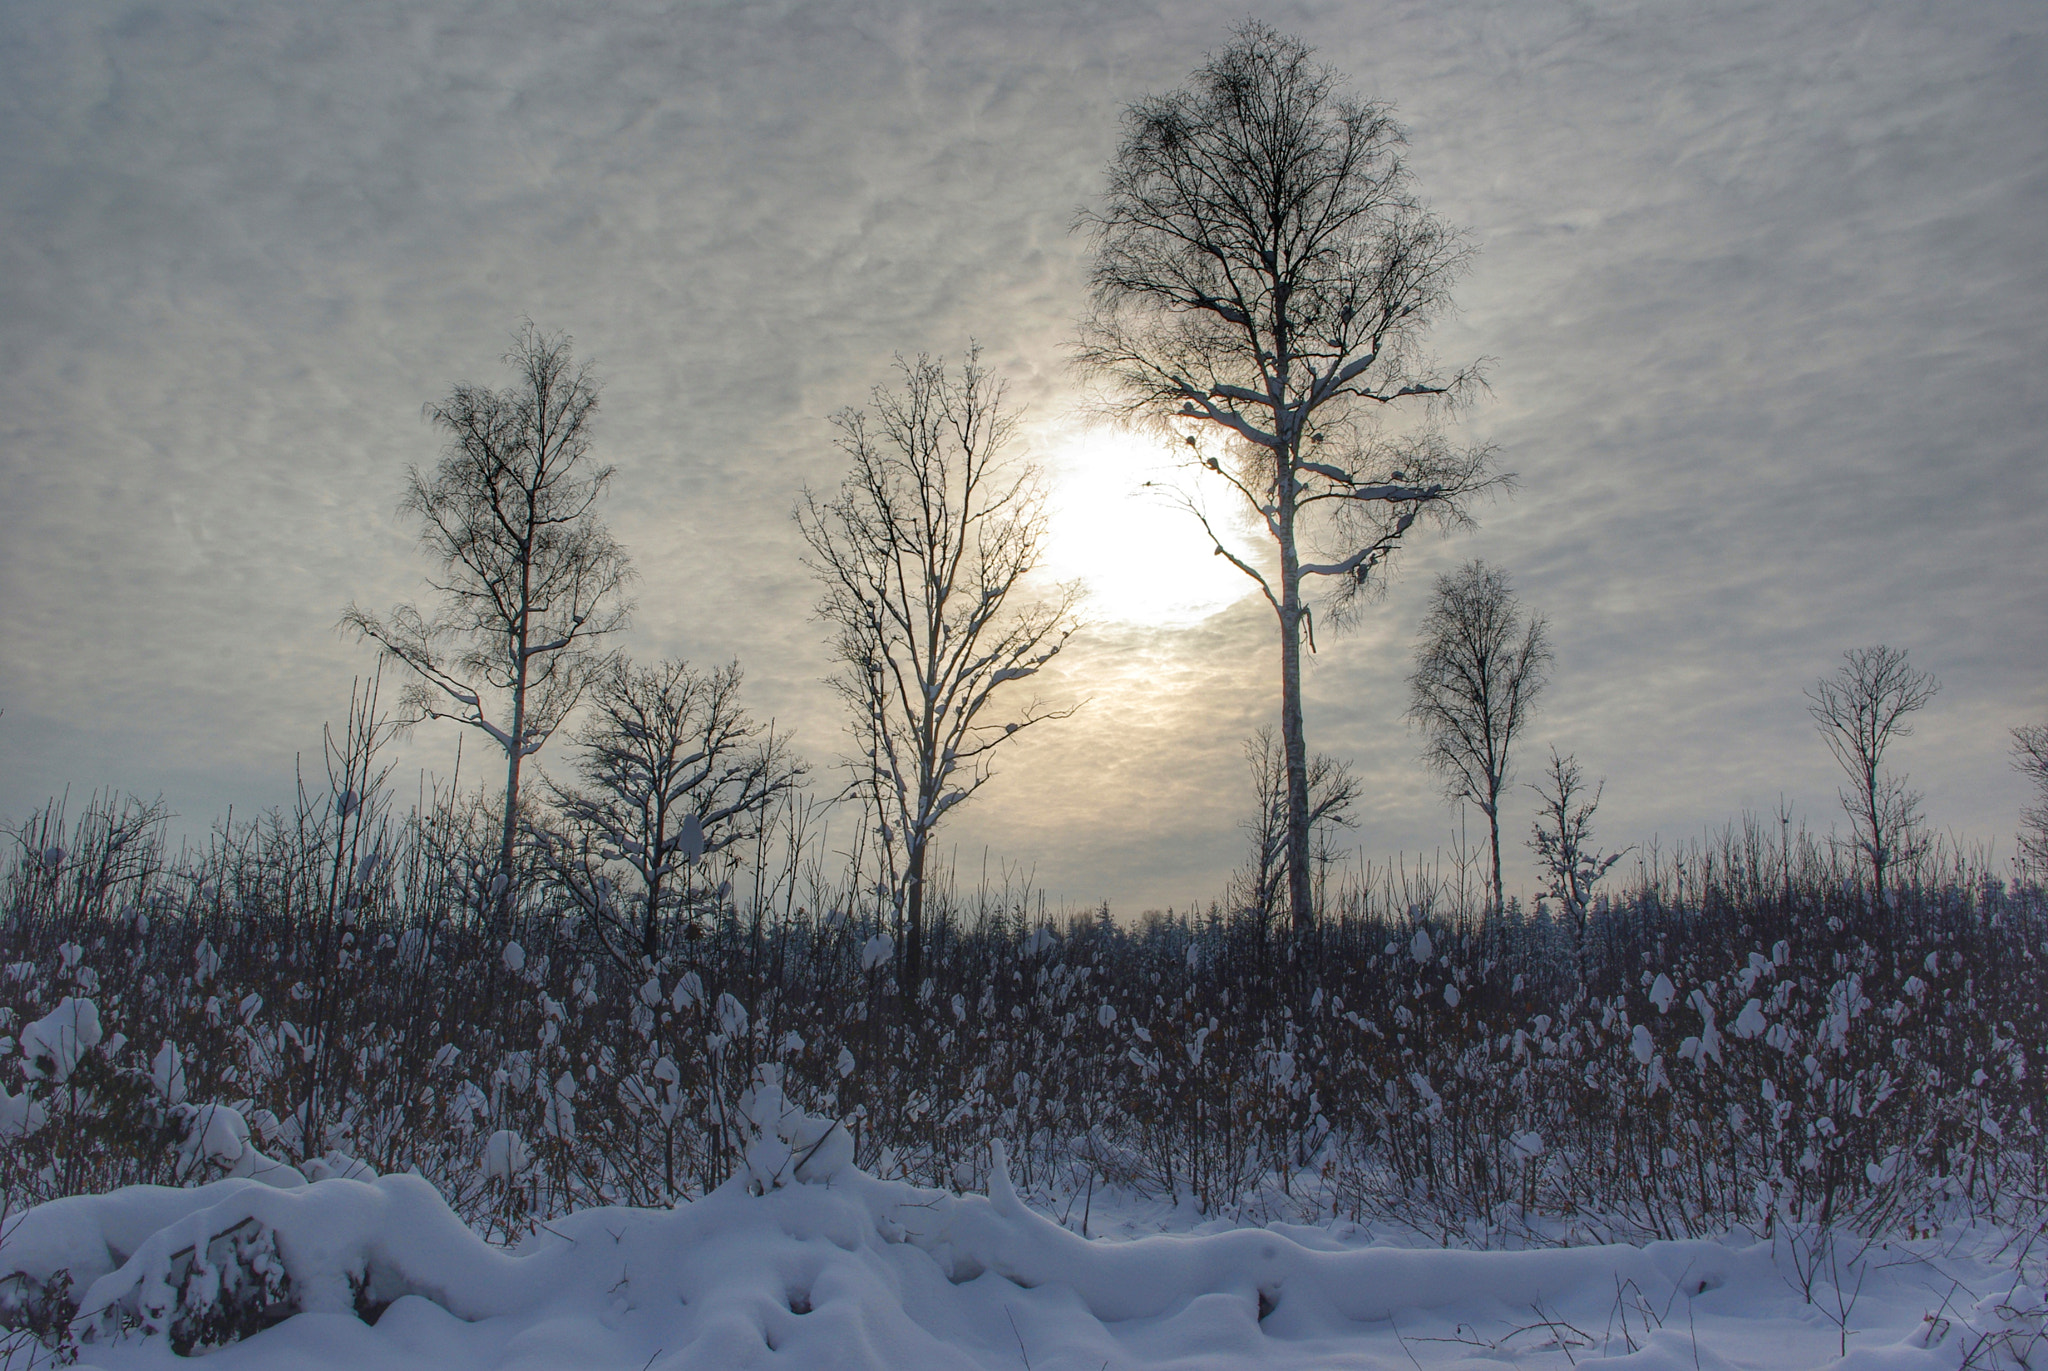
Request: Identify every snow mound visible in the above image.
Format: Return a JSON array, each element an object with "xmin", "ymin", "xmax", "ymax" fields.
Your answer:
[{"xmin": 1, "ymin": 1107, "xmax": 2020, "ymax": 1368}]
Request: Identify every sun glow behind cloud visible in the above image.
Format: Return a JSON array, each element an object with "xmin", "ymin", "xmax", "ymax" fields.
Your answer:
[{"xmin": 1035, "ymin": 423, "xmax": 1255, "ymax": 628}]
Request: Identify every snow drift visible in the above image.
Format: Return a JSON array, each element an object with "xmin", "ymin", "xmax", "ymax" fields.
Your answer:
[{"xmin": 4, "ymin": 1081, "xmax": 2037, "ymax": 1369}]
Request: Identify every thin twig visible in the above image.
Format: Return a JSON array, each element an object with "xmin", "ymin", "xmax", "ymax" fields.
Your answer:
[{"xmin": 1005, "ymin": 1306, "xmax": 1031, "ymax": 1371}]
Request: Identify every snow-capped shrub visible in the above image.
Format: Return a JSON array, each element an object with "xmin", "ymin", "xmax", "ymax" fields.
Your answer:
[
  {"xmin": 736, "ymin": 1066, "xmax": 853, "ymax": 1192},
  {"xmin": 20, "ymin": 998, "xmax": 102, "ymax": 1084},
  {"xmin": 483, "ymin": 1129, "xmax": 531, "ymax": 1180},
  {"xmin": 76, "ymin": 1213, "xmax": 295, "ymax": 1355}
]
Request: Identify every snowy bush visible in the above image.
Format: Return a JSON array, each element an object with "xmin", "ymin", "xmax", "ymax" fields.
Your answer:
[{"xmin": 76, "ymin": 1212, "xmax": 296, "ymax": 1355}]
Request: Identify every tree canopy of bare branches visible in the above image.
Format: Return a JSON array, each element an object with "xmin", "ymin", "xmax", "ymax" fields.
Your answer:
[
  {"xmin": 1078, "ymin": 22, "xmax": 1504, "ymax": 932},
  {"xmin": 1805, "ymin": 645, "xmax": 1940, "ymax": 901},
  {"xmin": 1406, "ymin": 560, "xmax": 1551, "ymax": 915},
  {"xmin": 797, "ymin": 350, "xmax": 1080, "ymax": 994},
  {"xmin": 2015, "ymin": 721, "xmax": 2048, "ymax": 881},
  {"xmin": 343, "ymin": 324, "xmax": 633, "ymax": 914},
  {"xmin": 531, "ymin": 658, "xmax": 805, "ymax": 970}
]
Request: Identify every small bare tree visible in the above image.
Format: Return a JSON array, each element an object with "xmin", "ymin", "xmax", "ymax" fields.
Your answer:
[
  {"xmin": 343, "ymin": 324, "xmax": 633, "ymax": 915},
  {"xmin": 797, "ymin": 351, "xmax": 1080, "ymax": 994},
  {"xmin": 1406, "ymin": 560, "xmax": 1551, "ymax": 916},
  {"xmin": 2008, "ymin": 720, "xmax": 2048, "ymax": 881},
  {"xmin": 531, "ymin": 658, "xmax": 804, "ymax": 970},
  {"xmin": 1805, "ymin": 645, "xmax": 1940, "ymax": 900},
  {"xmin": 1228, "ymin": 727, "xmax": 1360, "ymax": 937},
  {"xmin": 1526, "ymin": 748, "xmax": 1625, "ymax": 981},
  {"xmin": 1078, "ymin": 22, "xmax": 1503, "ymax": 934}
]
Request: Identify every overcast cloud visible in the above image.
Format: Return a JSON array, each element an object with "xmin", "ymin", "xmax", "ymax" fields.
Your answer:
[{"xmin": 2, "ymin": 0, "xmax": 2043, "ymax": 914}]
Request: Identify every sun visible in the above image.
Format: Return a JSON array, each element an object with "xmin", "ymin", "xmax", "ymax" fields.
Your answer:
[{"xmin": 1034, "ymin": 423, "xmax": 1254, "ymax": 627}]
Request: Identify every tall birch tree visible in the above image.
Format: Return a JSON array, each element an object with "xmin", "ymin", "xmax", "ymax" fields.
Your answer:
[
  {"xmin": 343, "ymin": 324, "xmax": 633, "ymax": 917},
  {"xmin": 1079, "ymin": 23, "xmax": 1501, "ymax": 932}
]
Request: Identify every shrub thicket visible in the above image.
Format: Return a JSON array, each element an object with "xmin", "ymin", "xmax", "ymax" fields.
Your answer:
[{"xmin": 2, "ymin": 778, "xmax": 2043, "ymax": 1255}]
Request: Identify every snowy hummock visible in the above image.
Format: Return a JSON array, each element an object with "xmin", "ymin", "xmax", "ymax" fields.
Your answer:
[{"xmin": 3, "ymin": 1134, "xmax": 2036, "ymax": 1368}]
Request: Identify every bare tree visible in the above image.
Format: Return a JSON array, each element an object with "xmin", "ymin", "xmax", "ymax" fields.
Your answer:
[
  {"xmin": 1805, "ymin": 645, "xmax": 1940, "ymax": 900},
  {"xmin": 343, "ymin": 324, "xmax": 633, "ymax": 915},
  {"xmin": 1228, "ymin": 726, "xmax": 1360, "ymax": 937},
  {"xmin": 1078, "ymin": 23, "xmax": 1503, "ymax": 932},
  {"xmin": 530, "ymin": 658, "xmax": 804, "ymax": 970},
  {"xmin": 1406, "ymin": 560, "xmax": 1551, "ymax": 916},
  {"xmin": 1525, "ymin": 748, "xmax": 1625, "ymax": 981},
  {"xmin": 797, "ymin": 351, "xmax": 1080, "ymax": 993},
  {"xmin": 2010, "ymin": 720, "xmax": 2048, "ymax": 881}
]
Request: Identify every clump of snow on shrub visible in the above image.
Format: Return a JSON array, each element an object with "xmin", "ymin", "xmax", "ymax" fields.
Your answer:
[
  {"xmin": 151, "ymin": 1040, "xmax": 187, "ymax": 1105},
  {"xmin": 483, "ymin": 1129, "xmax": 531, "ymax": 1181},
  {"xmin": 170, "ymin": 1104, "xmax": 306, "ymax": 1188},
  {"xmin": 1629, "ymin": 1023, "xmax": 1654, "ymax": 1065},
  {"xmin": 1409, "ymin": 925, "xmax": 1432, "ymax": 964},
  {"xmin": 20, "ymin": 998, "xmax": 102, "ymax": 1083},
  {"xmin": 1649, "ymin": 972, "xmax": 1677, "ymax": 1013},
  {"xmin": 736, "ymin": 1065, "xmax": 852, "ymax": 1192}
]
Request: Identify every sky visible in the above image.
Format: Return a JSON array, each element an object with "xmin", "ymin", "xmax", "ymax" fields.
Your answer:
[{"xmin": 2, "ymin": 0, "xmax": 2043, "ymax": 916}]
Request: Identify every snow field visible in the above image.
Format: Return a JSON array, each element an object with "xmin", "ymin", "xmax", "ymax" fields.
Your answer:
[{"xmin": 6, "ymin": 1112, "xmax": 2041, "ymax": 1370}]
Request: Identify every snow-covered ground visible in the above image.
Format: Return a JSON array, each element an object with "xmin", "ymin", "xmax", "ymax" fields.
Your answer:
[{"xmin": 5, "ymin": 1084, "xmax": 2041, "ymax": 1369}]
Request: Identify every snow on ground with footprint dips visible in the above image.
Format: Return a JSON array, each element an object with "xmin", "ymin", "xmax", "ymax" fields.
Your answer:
[{"xmin": 4, "ymin": 1082, "xmax": 2041, "ymax": 1368}]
